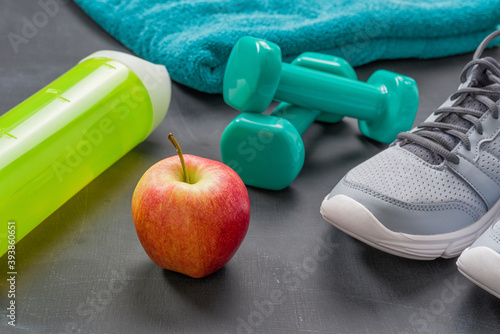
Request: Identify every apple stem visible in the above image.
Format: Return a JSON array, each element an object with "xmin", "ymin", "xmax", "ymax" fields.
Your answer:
[{"xmin": 168, "ymin": 133, "xmax": 190, "ymax": 184}]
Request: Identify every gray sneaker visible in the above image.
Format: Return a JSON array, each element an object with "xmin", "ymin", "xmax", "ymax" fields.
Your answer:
[
  {"xmin": 320, "ymin": 30, "xmax": 500, "ymax": 260},
  {"xmin": 457, "ymin": 219, "xmax": 500, "ymax": 298}
]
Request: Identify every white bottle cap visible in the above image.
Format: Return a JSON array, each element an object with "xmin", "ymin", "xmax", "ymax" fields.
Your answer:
[{"xmin": 80, "ymin": 50, "xmax": 171, "ymax": 136}]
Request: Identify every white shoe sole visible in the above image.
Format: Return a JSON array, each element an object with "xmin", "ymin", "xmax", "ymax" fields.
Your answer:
[
  {"xmin": 320, "ymin": 194, "xmax": 500, "ymax": 260},
  {"xmin": 457, "ymin": 246, "xmax": 500, "ymax": 299}
]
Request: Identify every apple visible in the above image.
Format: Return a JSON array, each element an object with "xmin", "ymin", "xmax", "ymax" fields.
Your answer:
[{"xmin": 131, "ymin": 133, "xmax": 250, "ymax": 278}]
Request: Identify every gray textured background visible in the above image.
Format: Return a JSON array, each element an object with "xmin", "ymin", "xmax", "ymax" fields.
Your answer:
[{"xmin": 0, "ymin": 1, "xmax": 499, "ymax": 333}]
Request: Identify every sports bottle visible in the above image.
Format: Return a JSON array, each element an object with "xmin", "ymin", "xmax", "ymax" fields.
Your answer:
[{"xmin": 0, "ymin": 51, "xmax": 171, "ymax": 256}]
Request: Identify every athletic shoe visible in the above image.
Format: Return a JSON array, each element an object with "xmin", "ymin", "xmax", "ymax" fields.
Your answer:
[
  {"xmin": 456, "ymin": 219, "xmax": 500, "ymax": 298},
  {"xmin": 320, "ymin": 30, "xmax": 500, "ymax": 260}
]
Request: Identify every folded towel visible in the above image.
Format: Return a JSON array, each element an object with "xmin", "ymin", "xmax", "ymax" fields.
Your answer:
[{"xmin": 73, "ymin": 0, "xmax": 500, "ymax": 93}]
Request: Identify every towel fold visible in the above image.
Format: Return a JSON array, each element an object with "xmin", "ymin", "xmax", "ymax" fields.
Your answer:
[{"xmin": 73, "ymin": 0, "xmax": 500, "ymax": 93}]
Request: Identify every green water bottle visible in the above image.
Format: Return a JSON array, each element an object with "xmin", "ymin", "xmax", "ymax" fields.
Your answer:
[{"xmin": 0, "ymin": 50, "xmax": 171, "ymax": 256}]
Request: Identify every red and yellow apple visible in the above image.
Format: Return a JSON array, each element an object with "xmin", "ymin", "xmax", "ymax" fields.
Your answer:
[{"xmin": 131, "ymin": 134, "xmax": 250, "ymax": 278}]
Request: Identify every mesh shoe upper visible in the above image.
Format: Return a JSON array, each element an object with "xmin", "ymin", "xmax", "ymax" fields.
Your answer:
[{"xmin": 342, "ymin": 144, "xmax": 486, "ymax": 218}]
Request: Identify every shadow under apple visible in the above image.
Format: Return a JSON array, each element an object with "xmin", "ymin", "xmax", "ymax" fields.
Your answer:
[{"xmin": 120, "ymin": 259, "xmax": 243, "ymax": 332}]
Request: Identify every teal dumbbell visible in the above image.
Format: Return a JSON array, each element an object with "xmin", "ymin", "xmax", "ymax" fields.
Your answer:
[
  {"xmin": 221, "ymin": 53, "xmax": 358, "ymax": 190},
  {"xmin": 223, "ymin": 36, "xmax": 419, "ymax": 143}
]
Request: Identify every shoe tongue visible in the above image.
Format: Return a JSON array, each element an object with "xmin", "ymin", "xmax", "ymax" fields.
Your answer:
[{"xmin": 402, "ymin": 57, "xmax": 500, "ymax": 165}]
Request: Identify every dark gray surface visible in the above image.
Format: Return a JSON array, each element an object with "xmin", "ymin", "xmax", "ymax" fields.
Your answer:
[{"xmin": 1, "ymin": 1, "xmax": 500, "ymax": 333}]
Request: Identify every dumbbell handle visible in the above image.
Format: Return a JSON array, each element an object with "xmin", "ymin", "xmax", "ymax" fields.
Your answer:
[
  {"xmin": 275, "ymin": 63, "xmax": 384, "ymax": 121},
  {"xmin": 272, "ymin": 104, "xmax": 320, "ymax": 135}
]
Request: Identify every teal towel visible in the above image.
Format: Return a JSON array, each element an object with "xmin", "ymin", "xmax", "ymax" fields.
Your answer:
[{"xmin": 73, "ymin": 0, "xmax": 500, "ymax": 93}]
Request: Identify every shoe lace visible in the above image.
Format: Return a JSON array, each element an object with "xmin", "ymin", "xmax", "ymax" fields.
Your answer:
[{"xmin": 397, "ymin": 30, "xmax": 500, "ymax": 164}]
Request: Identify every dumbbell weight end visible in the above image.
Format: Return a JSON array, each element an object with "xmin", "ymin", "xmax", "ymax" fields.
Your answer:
[
  {"xmin": 359, "ymin": 70, "xmax": 419, "ymax": 143},
  {"xmin": 220, "ymin": 106, "xmax": 317, "ymax": 190}
]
